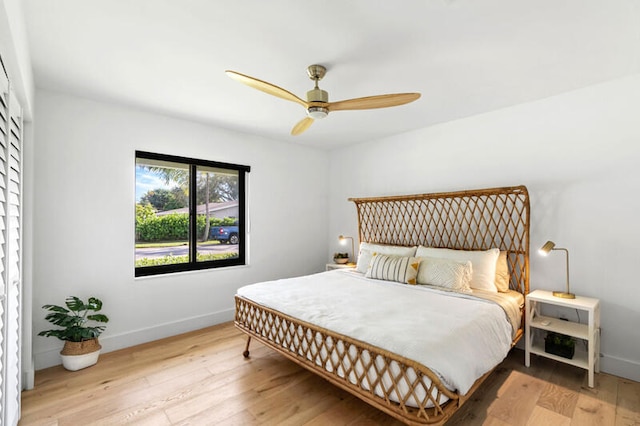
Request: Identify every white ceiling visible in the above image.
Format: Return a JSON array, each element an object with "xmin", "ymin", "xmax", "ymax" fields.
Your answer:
[{"xmin": 22, "ymin": 0, "xmax": 640, "ymax": 149}]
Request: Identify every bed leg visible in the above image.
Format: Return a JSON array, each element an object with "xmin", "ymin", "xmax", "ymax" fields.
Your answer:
[{"xmin": 243, "ymin": 336, "xmax": 251, "ymax": 358}]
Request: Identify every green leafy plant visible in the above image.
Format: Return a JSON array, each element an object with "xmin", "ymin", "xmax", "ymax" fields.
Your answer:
[
  {"xmin": 333, "ymin": 252, "xmax": 349, "ymax": 259},
  {"xmin": 546, "ymin": 332, "xmax": 575, "ymax": 348},
  {"xmin": 38, "ymin": 296, "xmax": 109, "ymax": 342},
  {"xmin": 135, "ymin": 214, "xmax": 237, "ymax": 242},
  {"xmin": 544, "ymin": 331, "xmax": 576, "ymax": 359}
]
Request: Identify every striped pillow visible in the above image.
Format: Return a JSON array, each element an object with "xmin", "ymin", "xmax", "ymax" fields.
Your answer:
[{"xmin": 365, "ymin": 254, "xmax": 421, "ymax": 285}]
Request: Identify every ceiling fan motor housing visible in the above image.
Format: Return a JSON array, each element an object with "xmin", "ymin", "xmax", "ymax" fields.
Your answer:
[
  {"xmin": 307, "ymin": 88, "xmax": 328, "ymax": 103},
  {"xmin": 306, "ymin": 88, "xmax": 328, "ymax": 119}
]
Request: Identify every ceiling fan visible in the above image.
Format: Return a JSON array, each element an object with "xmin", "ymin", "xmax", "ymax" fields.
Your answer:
[{"xmin": 225, "ymin": 65, "xmax": 421, "ymax": 136}]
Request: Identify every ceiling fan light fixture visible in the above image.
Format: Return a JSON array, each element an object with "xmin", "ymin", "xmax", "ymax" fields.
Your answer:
[{"xmin": 307, "ymin": 106, "xmax": 328, "ymax": 119}]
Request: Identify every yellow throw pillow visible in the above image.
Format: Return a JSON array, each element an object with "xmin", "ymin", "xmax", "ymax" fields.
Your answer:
[
  {"xmin": 495, "ymin": 251, "xmax": 511, "ymax": 292},
  {"xmin": 365, "ymin": 254, "xmax": 421, "ymax": 285}
]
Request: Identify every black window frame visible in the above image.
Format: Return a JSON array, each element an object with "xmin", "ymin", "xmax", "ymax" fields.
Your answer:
[{"xmin": 135, "ymin": 151, "xmax": 250, "ymax": 277}]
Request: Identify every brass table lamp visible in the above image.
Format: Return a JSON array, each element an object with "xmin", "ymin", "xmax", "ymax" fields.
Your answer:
[{"xmin": 539, "ymin": 240, "xmax": 575, "ymax": 299}]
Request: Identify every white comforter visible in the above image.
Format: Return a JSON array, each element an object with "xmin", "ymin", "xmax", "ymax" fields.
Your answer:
[{"xmin": 237, "ymin": 269, "xmax": 515, "ymax": 395}]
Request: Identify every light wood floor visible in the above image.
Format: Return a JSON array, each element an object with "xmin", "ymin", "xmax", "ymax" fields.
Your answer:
[{"xmin": 20, "ymin": 322, "xmax": 640, "ymax": 426}]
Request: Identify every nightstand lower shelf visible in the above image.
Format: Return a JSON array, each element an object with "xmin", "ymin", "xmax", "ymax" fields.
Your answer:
[{"xmin": 529, "ymin": 340, "xmax": 589, "ymax": 370}]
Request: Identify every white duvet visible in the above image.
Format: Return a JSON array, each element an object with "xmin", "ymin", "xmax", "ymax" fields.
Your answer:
[{"xmin": 237, "ymin": 269, "xmax": 515, "ymax": 395}]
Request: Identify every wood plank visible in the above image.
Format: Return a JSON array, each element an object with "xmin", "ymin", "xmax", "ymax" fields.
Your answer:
[
  {"xmin": 247, "ymin": 373, "xmax": 344, "ymax": 425},
  {"xmin": 572, "ymin": 391, "xmax": 617, "ymax": 426},
  {"xmin": 348, "ymin": 403, "xmax": 405, "ymax": 426},
  {"xmin": 519, "ymin": 352, "xmax": 558, "ymax": 382},
  {"xmin": 161, "ymin": 364, "xmax": 273, "ymax": 423},
  {"xmin": 79, "ymin": 368, "xmax": 215, "ymax": 425},
  {"xmin": 478, "ymin": 416, "xmax": 512, "ymax": 426},
  {"xmin": 20, "ymin": 376, "xmax": 151, "ymax": 423},
  {"xmin": 486, "ymin": 370, "xmax": 546, "ymax": 425},
  {"xmin": 526, "ymin": 405, "xmax": 571, "ymax": 426},
  {"xmin": 548, "ymin": 358, "xmax": 589, "ymax": 392},
  {"xmin": 537, "ymin": 382, "xmax": 579, "ymax": 417},
  {"xmin": 207, "ymin": 409, "xmax": 258, "ymax": 426},
  {"xmin": 55, "ymin": 368, "xmax": 215, "ymax": 425},
  {"xmin": 171, "ymin": 390, "xmax": 259, "ymax": 425},
  {"xmin": 306, "ymin": 392, "xmax": 402, "ymax": 426},
  {"xmin": 581, "ymin": 371, "xmax": 618, "ymax": 405},
  {"xmin": 86, "ymin": 410, "xmax": 172, "ymax": 426},
  {"xmin": 616, "ymin": 378, "xmax": 640, "ymax": 426},
  {"xmin": 15, "ymin": 418, "xmax": 58, "ymax": 426},
  {"xmin": 446, "ymin": 364, "xmax": 516, "ymax": 426},
  {"xmin": 161, "ymin": 351, "xmax": 301, "ymax": 425}
]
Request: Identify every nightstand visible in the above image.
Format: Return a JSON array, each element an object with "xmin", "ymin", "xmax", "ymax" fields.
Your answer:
[
  {"xmin": 326, "ymin": 263, "xmax": 356, "ymax": 271},
  {"xmin": 525, "ymin": 289, "xmax": 600, "ymax": 387}
]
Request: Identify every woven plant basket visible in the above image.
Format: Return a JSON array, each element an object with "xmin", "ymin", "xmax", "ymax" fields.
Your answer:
[
  {"xmin": 61, "ymin": 338, "xmax": 102, "ymax": 355},
  {"xmin": 60, "ymin": 339, "xmax": 102, "ymax": 371}
]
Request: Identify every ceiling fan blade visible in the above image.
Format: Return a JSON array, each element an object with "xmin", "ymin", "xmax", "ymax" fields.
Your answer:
[
  {"xmin": 291, "ymin": 117, "xmax": 314, "ymax": 136},
  {"xmin": 225, "ymin": 70, "xmax": 308, "ymax": 108},
  {"xmin": 328, "ymin": 93, "xmax": 421, "ymax": 112}
]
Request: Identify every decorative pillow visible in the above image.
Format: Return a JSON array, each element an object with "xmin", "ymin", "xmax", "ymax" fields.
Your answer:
[
  {"xmin": 495, "ymin": 251, "xmax": 510, "ymax": 292},
  {"xmin": 365, "ymin": 254, "xmax": 421, "ymax": 285},
  {"xmin": 416, "ymin": 257, "xmax": 473, "ymax": 292},
  {"xmin": 356, "ymin": 243, "xmax": 417, "ymax": 273},
  {"xmin": 415, "ymin": 246, "xmax": 500, "ymax": 292}
]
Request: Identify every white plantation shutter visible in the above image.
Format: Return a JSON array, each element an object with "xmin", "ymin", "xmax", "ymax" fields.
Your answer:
[
  {"xmin": 0, "ymin": 61, "xmax": 7, "ymax": 424},
  {"xmin": 0, "ymin": 56, "xmax": 22, "ymax": 426}
]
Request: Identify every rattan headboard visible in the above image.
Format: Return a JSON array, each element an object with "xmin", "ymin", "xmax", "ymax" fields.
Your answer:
[{"xmin": 349, "ymin": 185, "xmax": 530, "ymax": 295}]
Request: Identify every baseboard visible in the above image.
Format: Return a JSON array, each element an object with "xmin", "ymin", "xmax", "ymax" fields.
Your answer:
[
  {"xmin": 600, "ymin": 353, "xmax": 640, "ymax": 382},
  {"xmin": 22, "ymin": 358, "xmax": 35, "ymax": 390},
  {"xmin": 34, "ymin": 308, "xmax": 235, "ymax": 370}
]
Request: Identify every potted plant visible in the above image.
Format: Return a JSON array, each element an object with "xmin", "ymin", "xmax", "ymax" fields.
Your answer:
[
  {"xmin": 38, "ymin": 296, "xmax": 109, "ymax": 371},
  {"xmin": 333, "ymin": 252, "xmax": 350, "ymax": 264},
  {"xmin": 544, "ymin": 331, "xmax": 575, "ymax": 359}
]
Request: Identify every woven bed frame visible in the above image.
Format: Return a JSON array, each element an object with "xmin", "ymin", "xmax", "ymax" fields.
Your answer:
[{"xmin": 235, "ymin": 185, "xmax": 530, "ymax": 425}]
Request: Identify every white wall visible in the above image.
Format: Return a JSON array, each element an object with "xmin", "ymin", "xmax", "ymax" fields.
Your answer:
[
  {"xmin": 328, "ymin": 75, "xmax": 640, "ymax": 382},
  {"xmin": 32, "ymin": 90, "xmax": 329, "ymax": 369}
]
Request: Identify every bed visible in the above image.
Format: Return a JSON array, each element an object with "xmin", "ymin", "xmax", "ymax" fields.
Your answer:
[{"xmin": 235, "ymin": 185, "xmax": 530, "ymax": 425}]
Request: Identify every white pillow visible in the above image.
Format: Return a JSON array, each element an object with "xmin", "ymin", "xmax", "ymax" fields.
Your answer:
[
  {"xmin": 415, "ymin": 246, "xmax": 500, "ymax": 292},
  {"xmin": 365, "ymin": 254, "xmax": 421, "ymax": 285},
  {"xmin": 356, "ymin": 243, "xmax": 417, "ymax": 273},
  {"xmin": 416, "ymin": 257, "xmax": 472, "ymax": 292}
]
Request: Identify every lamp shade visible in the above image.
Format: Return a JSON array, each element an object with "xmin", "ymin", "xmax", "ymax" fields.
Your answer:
[
  {"xmin": 338, "ymin": 235, "xmax": 355, "ymax": 264},
  {"xmin": 539, "ymin": 240, "xmax": 555, "ymax": 255}
]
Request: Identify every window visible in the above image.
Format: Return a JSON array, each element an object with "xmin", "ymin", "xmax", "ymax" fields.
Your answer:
[{"xmin": 135, "ymin": 151, "xmax": 250, "ymax": 276}]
